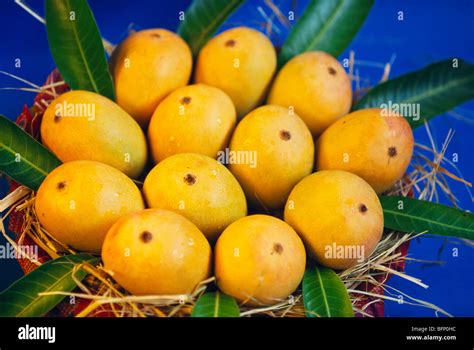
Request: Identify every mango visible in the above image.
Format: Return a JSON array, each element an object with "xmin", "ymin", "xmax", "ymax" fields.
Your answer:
[
  {"xmin": 110, "ymin": 29, "xmax": 192, "ymax": 127},
  {"xmin": 143, "ymin": 153, "xmax": 247, "ymax": 242},
  {"xmin": 316, "ymin": 108, "xmax": 414, "ymax": 193},
  {"xmin": 195, "ymin": 27, "xmax": 276, "ymax": 118},
  {"xmin": 102, "ymin": 209, "xmax": 211, "ymax": 295},
  {"xmin": 215, "ymin": 215, "xmax": 306, "ymax": 306},
  {"xmin": 229, "ymin": 105, "xmax": 314, "ymax": 210},
  {"xmin": 284, "ymin": 170, "xmax": 383, "ymax": 270},
  {"xmin": 35, "ymin": 161, "xmax": 144, "ymax": 253},
  {"xmin": 268, "ymin": 51, "xmax": 352, "ymax": 136},
  {"xmin": 148, "ymin": 84, "xmax": 236, "ymax": 163},
  {"xmin": 41, "ymin": 90, "xmax": 147, "ymax": 178}
]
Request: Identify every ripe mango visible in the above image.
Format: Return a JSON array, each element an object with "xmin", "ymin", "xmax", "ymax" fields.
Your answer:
[
  {"xmin": 110, "ymin": 29, "xmax": 192, "ymax": 127},
  {"xmin": 268, "ymin": 51, "xmax": 352, "ymax": 136},
  {"xmin": 316, "ymin": 108, "xmax": 414, "ymax": 193},
  {"xmin": 229, "ymin": 105, "xmax": 314, "ymax": 210},
  {"xmin": 195, "ymin": 27, "xmax": 276, "ymax": 118},
  {"xmin": 41, "ymin": 90, "xmax": 147, "ymax": 178},
  {"xmin": 143, "ymin": 153, "xmax": 247, "ymax": 242},
  {"xmin": 284, "ymin": 170, "xmax": 383, "ymax": 270},
  {"xmin": 35, "ymin": 161, "xmax": 144, "ymax": 253},
  {"xmin": 102, "ymin": 209, "xmax": 211, "ymax": 295},
  {"xmin": 148, "ymin": 84, "xmax": 236, "ymax": 163},
  {"xmin": 215, "ymin": 215, "xmax": 306, "ymax": 306}
]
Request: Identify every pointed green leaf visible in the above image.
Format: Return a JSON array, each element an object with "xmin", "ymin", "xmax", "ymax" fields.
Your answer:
[
  {"xmin": 278, "ymin": 0, "xmax": 374, "ymax": 67},
  {"xmin": 381, "ymin": 196, "xmax": 474, "ymax": 240},
  {"xmin": 45, "ymin": 0, "xmax": 115, "ymax": 100},
  {"xmin": 303, "ymin": 266, "xmax": 353, "ymax": 317},
  {"xmin": 0, "ymin": 254, "xmax": 99, "ymax": 317},
  {"xmin": 191, "ymin": 291, "xmax": 240, "ymax": 317},
  {"xmin": 354, "ymin": 59, "xmax": 474, "ymax": 128},
  {"xmin": 0, "ymin": 115, "xmax": 61, "ymax": 190},
  {"xmin": 177, "ymin": 0, "xmax": 245, "ymax": 56}
]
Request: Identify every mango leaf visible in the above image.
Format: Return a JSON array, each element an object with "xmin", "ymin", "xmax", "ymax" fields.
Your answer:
[
  {"xmin": 380, "ymin": 196, "xmax": 474, "ymax": 240},
  {"xmin": 0, "ymin": 254, "xmax": 99, "ymax": 317},
  {"xmin": 177, "ymin": 0, "xmax": 245, "ymax": 56},
  {"xmin": 191, "ymin": 291, "xmax": 240, "ymax": 317},
  {"xmin": 0, "ymin": 115, "xmax": 61, "ymax": 190},
  {"xmin": 45, "ymin": 0, "xmax": 115, "ymax": 100},
  {"xmin": 278, "ymin": 0, "xmax": 374, "ymax": 67},
  {"xmin": 303, "ymin": 265, "xmax": 353, "ymax": 317},
  {"xmin": 354, "ymin": 59, "xmax": 474, "ymax": 128}
]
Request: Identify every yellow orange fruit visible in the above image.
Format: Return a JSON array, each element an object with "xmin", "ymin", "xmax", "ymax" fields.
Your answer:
[
  {"xmin": 148, "ymin": 84, "xmax": 236, "ymax": 163},
  {"xmin": 268, "ymin": 51, "xmax": 352, "ymax": 136},
  {"xmin": 316, "ymin": 108, "xmax": 414, "ymax": 193},
  {"xmin": 35, "ymin": 160, "xmax": 144, "ymax": 253},
  {"xmin": 41, "ymin": 90, "xmax": 147, "ymax": 178},
  {"xmin": 110, "ymin": 28, "xmax": 192, "ymax": 127},
  {"xmin": 143, "ymin": 153, "xmax": 247, "ymax": 242},
  {"xmin": 284, "ymin": 170, "xmax": 383, "ymax": 269},
  {"xmin": 215, "ymin": 215, "xmax": 306, "ymax": 306},
  {"xmin": 229, "ymin": 105, "xmax": 314, "ymax": 210},
  {"xmin": 195, "ymin": 27, "xmax": 276, "ymax": 118},
  {"xmin": 102, "ymin": 209, "xmax": 211, "ymax": 295}
]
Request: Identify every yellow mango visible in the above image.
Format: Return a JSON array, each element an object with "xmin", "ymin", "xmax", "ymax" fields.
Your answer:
[
  {"xmin": 229, "ymin": 105, "xmax": 314, "ymax": 210},
  {"xmin": 284, "ymin": 170, "xmax": 383, "ymax": 270},
  {"xmin": 268, "ymin": 51, "xmax": 352, "ymax": 136},
  {"xmin": 35, "ymin": 161, "xmax": 144, "ymax": 253},
  {"xmin": 195, "ymin": 27, "xmax": 276, "ymax": 118},
  {"xmin": 148, "ymin": 84, "xmax": 236, "ymax": 163},
  {"xmin": 215, "ymin": 215, "xmax": 306, "ymax": 306},
  {"xmin": 41, "ymin": 90, "xmax": 147, "ymax": 178},
  {"xmin": 110, "ymin": 29, "xmax": 192, "ymax": 127},
  {"xmin": 316, "ymin": 108, "xmax": 414, "ymax": 193},
  {"xmin": 102, "ymin": 209, "xmax": 211, "ymax": 295},
  {"xmin": 143, "ymin": 153, "xmax": 247, "ymax": 242}
]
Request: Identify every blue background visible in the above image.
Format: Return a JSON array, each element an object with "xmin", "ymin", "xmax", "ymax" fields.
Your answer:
[{"xmin": 0, "ymin": 0, "xmax": 472, "ymax": 316}]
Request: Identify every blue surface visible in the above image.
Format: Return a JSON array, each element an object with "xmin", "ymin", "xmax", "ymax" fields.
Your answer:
[{"xmin": 0, "ymin": 0, "xmax": 472, "ymax": 316}]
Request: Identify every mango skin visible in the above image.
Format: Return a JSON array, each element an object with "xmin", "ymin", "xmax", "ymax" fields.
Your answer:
[
  {"xmin": 215, "ymin": 215, "xmax": 306, "ymax": 306},
  {"xmin": 35, "ymin": 161, "xmax": 144, "ymax": 253},
  {"xmin": 111, "ymin": 28, "xmax": 192, "ymax": 127},
  {"xmin": 195, "ymin": 27, "xmax": 276, "ymax": 118},
  {"xmin": 316, "ymin": 108, "xmax": 414, "ymax": 193},
  {"xmin": 102, "ymin": 209, "xmax": 211, "ymax": 295},
  {"xmin": 41, "ymin": 90, "xmax": 147, "ymax": 179},
  {"xmin": 268, "ymin": 51, "xmax": 352, "ymax": 136},
  {"xmin": 148, "ymin": 84, "xmax": 236, "ymax": 163},
  {"xmin": 143, "ymin": 153, "xmax": 247, "ymax": 242},
  {"xmin": 229, "ymin": 105, "xmax": 314, "ymax": 210},
  {"xmin": 284, "ymin": 171, "xmax": 383, "ymax": 270}
]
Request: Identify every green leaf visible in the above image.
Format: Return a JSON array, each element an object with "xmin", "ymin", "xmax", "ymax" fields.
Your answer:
[
  {"xmin": 278, "ymin": 0, "xmax": 374, "ymax": 67},
  {"xmin": 0, "ymin": 254, "xmax": 99, "ymax": 317},
  {"xmin": 381, "ymin": 196, "xmax": 474, "ymax": 240},
  {"xmin": 354, "ymin": 59, "xmax": 474, "ymax": 128},
  {"xmin": 0, "ymin": 115, "xmax": 61, "ymax": 190},
  {"xmin": 191, "ymin": 291, "xmax": 240, "ymax": 317},
  {"xmin": 45, "ymin": 0, "xmax": 115, "ymax": 100},
  {"xmin": 177, "ymin": 0, "xmax": 245, "ymax": 56},
  {"xmin": 303, "ymin": 265, "xmax": 353, "ymax": 317}
]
